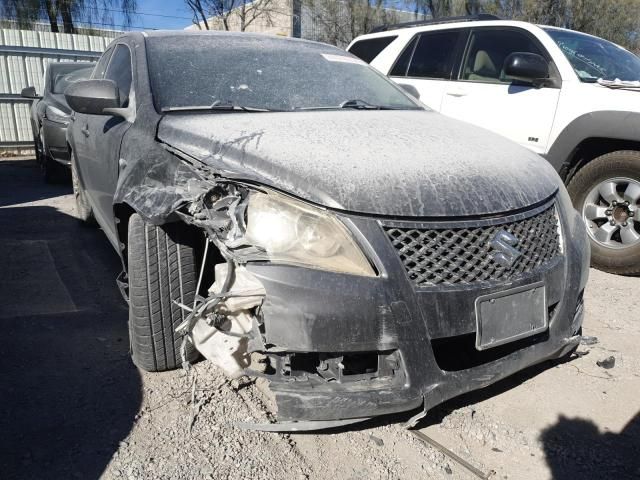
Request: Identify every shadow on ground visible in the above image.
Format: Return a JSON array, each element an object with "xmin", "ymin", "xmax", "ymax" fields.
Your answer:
[
  {"xmin": 0, "ymin": 158, "xmax": 141, "ymax": 480},
  {"xmin": 540, "ymin": 412, "xmax": 640, "ymax": 479}
]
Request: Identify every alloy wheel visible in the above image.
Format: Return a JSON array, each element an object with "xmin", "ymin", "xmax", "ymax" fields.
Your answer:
[{"xmin": 582, "ymin": 177, "xmax": 640, "ymax": 249}]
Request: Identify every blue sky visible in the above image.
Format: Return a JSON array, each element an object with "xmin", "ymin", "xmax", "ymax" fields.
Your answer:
[{"xmin": 110, "ymin": 0, "xmax": 415, "ymax": 31}]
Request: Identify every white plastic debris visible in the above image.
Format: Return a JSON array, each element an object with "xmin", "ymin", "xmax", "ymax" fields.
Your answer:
[{"xmin": 192, "ymin": 264, "xmax": 265, "ymax": 378}]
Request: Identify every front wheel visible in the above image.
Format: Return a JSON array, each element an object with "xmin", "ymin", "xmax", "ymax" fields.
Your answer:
[
  {"xmin": 567, "ymin": 150, "xmax": 640, "ymax": 275},
  {"xmin": 127, "ymin": 214, "xmax": 200, "ymax": 372}
]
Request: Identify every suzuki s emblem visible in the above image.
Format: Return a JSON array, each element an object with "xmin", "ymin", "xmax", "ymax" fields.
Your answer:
[{"xmin": 489, "ymin": 230, "xmax": 521, "ymax": 268}]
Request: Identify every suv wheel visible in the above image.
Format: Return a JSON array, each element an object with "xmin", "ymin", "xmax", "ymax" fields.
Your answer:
[
  {"xmin": 127, "ymin": 214, "xmax": 200, "ymax": 372},
  {"xmin": 568, "ymin": 150, "xmax": 640, "ymax": 275},
  {"xmin": 71, "ymin": 153, "xmax": 95, "ymax": 224}
]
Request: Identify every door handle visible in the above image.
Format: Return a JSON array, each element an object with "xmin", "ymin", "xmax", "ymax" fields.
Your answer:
[
  {"xmin": 81, "ymin": 126, "xmax": 90, "ymax": 137},
  {"xmin": 446, "ymin": 89, "xmax": 468, "ymax": 97}
]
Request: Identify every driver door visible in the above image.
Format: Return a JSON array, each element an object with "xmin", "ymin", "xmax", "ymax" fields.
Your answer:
[{"xmin": 78, "ymin": 44, "xmax": 134, "ymax": 245}]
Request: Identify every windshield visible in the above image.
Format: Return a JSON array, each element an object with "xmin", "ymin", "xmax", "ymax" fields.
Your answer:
[
  {"xmin": 145, "ymin": 34, "xmax": 421, "ymax": 112},
  {"xmin": 51, "ymin": 65, "xmax": 95, "ymax": 94},
  {"xmin": 544, "ymin": 28, "xmax": 640, "ymax": 82}
]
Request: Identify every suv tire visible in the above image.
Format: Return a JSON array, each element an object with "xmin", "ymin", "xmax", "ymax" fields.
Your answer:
[
  {"xmin": 568, "ymin": 150, "xmax": 640, "ymax": 275},
  {"xmin": 127, "ymin": 214, "xmax": 199, "ymax": 372}
]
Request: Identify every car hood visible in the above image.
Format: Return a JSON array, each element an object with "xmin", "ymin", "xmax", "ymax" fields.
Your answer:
[{"xmin": 157, "ymin": 110, "xmax": 560, "ymax": 217}]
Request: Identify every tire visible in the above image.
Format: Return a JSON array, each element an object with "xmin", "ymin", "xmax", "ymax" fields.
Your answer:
[
  {"xmin": 127, "ymin": 214, "xmax": 200, "ymax": 372},
  {"xmin": 33, "ymin": 134, "xmax": 42, "ymax": 164},
  {"xmin": 71, "ymin": 153, "xmax": 95, "ymax": 225},
  {"xmin": 567, "ymin": 150, "xmax": 640, "ymax": 275},
  {"xmin": 42, "ymin": 153, "xmax": 68, "ymax": 184}
]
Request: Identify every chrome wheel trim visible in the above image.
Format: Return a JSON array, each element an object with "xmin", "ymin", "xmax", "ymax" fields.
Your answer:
[{"xmin": 582, "ymin": 177, "xmax": 640, "ymax": 250}]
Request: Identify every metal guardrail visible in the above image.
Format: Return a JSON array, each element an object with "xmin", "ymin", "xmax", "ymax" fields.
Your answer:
[{"xmin": 0, "ymin": 44, "xmax": 101, "ymax": 58}]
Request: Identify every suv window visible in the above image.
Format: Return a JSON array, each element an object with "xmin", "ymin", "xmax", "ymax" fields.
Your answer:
[
  {"xmin": 389, "ymin": 36, "xmax": 417, "ymax": 76},
  {"xmin": 462, "ymin": 29, "xmax": 546, "ymax": 83},
  {"xmin": 92, "ymin": 47, "xmax": 114, "ymax": 79},
  {"xmin": 104, "ymin": 44, "xmax": 132, "ymax": 108},
  {"xmin": 406, "ymin": 31, "xmax": 461, "ymax": 79},
  {"xmin": 348, "ymin": 36, "xmax": 397, "ymax": 63}
]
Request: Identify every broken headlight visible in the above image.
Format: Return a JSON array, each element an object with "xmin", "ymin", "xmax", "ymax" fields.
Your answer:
[{"xmin": 243, "ymin": 191, "xmax": 376, "ymax": 277}]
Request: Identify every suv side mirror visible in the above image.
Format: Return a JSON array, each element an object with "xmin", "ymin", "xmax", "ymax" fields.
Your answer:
[
  {"xmin": 21, "ymin": 86, "xmax": 40, "ymax": 99},
  {"xmin": 64, "ymin": 79, "xmax": 120, "ymax": 115},
  {"xmin": 503, "ymin": 52, "xmax": 549, "ymax": 86},
  {"xmin": 398, "ymin": 83, "xmax": 420, "ymax": 100}
]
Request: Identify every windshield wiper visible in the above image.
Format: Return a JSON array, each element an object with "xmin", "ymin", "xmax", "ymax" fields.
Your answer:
[
  {"xmin": 162, "ymin": 100, "xmax": 278, "ymax": 113},
  {"xmin": 597, "ymin": 78, "xmax": 640, "ymax": 90},
  {"xmin": 295, "ymin": 99, "xmax": 403, "ymax": 111}
]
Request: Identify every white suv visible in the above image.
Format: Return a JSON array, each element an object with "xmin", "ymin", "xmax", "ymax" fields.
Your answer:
[{"xmin": 348, "ymin": 15, "xmax": 640, "ymax": 274}]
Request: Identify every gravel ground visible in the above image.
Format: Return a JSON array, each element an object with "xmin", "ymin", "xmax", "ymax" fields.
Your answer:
[{"xmin": 1, "ymin": 157, "xmax": 638, "ymax": 480}]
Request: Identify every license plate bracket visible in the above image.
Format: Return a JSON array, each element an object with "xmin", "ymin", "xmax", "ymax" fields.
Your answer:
[{"xmin": 475, "ymin": 282, "xmax": 548, "ymax": 351}]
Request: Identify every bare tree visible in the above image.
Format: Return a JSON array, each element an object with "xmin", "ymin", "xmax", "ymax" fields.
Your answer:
[
  {"xmin": 185, "ymin": 0, "xmax": 282, "ymax": 32},
  {"xmin": 185, "ymin": 0, "xmax": 210, "ymax": 30},
  {"xmin": 0, "ymin": 0, "xmax": 138, "ymax": 33},
  {"xmin": 302, "ymin": 0, "xmax": 400, "ymax": 46}
]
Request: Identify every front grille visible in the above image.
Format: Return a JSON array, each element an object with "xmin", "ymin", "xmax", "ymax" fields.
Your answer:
[{"xmin": 384, "ymin": 206, "xmax": 561, "ymax": 287}]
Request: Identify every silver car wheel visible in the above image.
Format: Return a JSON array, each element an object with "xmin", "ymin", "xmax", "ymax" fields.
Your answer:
[{"xmin": 582, "ymin": 177, "xmax": 640, "ymax": 249}]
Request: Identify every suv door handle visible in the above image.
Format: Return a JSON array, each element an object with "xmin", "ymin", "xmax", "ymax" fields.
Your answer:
[
  {"xmin": 446, "ymin": 89, "xmax": 468, "ymax": 97},
  {"xmin": 81, "ymin": 126, "xmax": 90, "ymax": 137}
]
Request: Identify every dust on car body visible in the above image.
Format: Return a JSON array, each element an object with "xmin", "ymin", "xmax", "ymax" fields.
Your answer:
[{"xmin": 64, "ymin": 31, "xmax": 590, "ymax": 430}]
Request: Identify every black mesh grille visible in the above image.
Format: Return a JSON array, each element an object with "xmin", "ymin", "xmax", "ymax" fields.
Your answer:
[{"xmin": 384, "ymin": 207, "xmax": 561, "ymax": 287}]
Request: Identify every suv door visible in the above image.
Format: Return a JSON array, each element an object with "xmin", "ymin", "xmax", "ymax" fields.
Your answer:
[
  {"xmin": 440, "ymin": 27, "xmax": 561, "ymax": 154},
  {"xmin": 388, "ymin": 29, "xmax": 466, "ymax": 110},
  {"xmin": 79, "ymin": 44, "xmax": 134, "ymax": 244}
]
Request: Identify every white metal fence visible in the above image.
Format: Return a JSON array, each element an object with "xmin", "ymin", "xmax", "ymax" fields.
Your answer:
[{"xmin": 0, "ymin": 28, "xmax": 116, "ymax": 152}]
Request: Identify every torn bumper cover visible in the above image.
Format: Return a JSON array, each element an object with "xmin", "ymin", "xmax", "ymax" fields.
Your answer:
[{"xmin": 178, "ymin": 183, "xmax": 589, "ymax": 426}]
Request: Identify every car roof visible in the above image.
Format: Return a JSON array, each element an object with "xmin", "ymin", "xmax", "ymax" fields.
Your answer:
[
  {"xmin": 353, "ymin": 19, "xmax": 539, "ymax": 41},
  {"xmin": 138, "ymin": 29, "xmax": 334, "ymax": 49}
]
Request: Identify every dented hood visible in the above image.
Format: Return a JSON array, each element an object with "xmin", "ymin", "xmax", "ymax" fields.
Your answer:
[{"xmin": 157, "ymin": 110, "xmax": 560, "ymax": 217}]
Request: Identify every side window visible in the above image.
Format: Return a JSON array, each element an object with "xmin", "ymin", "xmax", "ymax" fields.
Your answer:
[
  {"xmin": 462, "ymin": 29, "xmax": 547, "ymax": 83},
  {"xmin": 406, "ymin": 31, "xmax": 461, "ymax": 79},
  {"xmin": 348, "ymin": 36, "xmax": 397, "ymax": 64},
  {"xmin": 104, "ymin": 44, "xmax": 133, "ymax": 108},
  {"xmin": 92, "ymin": 48, "xmax": 114, "ymax": 79},
  {"xmin": 389, "ymin": 36, "xmax": 417, "ymax": 77}
]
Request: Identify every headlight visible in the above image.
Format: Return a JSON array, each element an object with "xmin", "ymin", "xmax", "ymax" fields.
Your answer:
[
  {"xmin": 45, "ymin": 105, "xmax": 70, "ymax": 124},
  {"xmin": 242, "ymin": 191, "xmax": 376, "ymax": 277}
]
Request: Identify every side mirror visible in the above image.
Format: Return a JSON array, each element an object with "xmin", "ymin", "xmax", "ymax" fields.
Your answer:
[
  {"xmin": 64, "ymin": 79, "xmax": 120, "ymax": 115},
  {"xmin": 398, "ymin": 83, "xmax": 420, "ymax": 100},
  {"xmin": 21, "ymin": 86, "xmax": 40, "ymax": 99},
  {"xmin": 503, "ymin": 52, "xmax": 549, "ymax": 86}
]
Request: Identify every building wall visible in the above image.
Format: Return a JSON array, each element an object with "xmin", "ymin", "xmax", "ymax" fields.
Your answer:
[{"xmin": 0, "ymin": 28, "xmax": 113, "ymax": 151}]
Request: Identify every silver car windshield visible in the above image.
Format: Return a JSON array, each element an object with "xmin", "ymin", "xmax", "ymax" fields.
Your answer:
[
  {"xmin": 544, "ymin": 28, "xmax": 640, "ymax": 82},
  {"xmin": 145, "ymin": 35, "xmax": 421, "ymax": 113}
]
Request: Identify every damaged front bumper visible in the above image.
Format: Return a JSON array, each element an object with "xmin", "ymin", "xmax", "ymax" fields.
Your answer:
[{"xmin": 189, "ymin": 192, "xmax": 589, "ymax": 429}]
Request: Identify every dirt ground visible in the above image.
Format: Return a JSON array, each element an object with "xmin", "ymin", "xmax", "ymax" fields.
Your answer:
[{"xmin": 1, "ymin": 157, "xmax": 638, "ymax": 480}]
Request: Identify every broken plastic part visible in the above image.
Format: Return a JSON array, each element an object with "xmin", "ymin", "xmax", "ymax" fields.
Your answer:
[{"xmin": 191, "ymin": 263, "xmax": 266, "ymax": 378}]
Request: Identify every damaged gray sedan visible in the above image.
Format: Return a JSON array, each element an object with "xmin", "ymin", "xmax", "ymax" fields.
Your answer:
[{"xmin": 65, "ymin": 31, "xmax": 589, "ymax": 430}]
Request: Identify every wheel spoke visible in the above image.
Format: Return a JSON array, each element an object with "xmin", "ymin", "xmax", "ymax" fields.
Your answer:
[
  {"xmin": 583, "ymin": 202, "xmax": 608, "ymax": 220},
  {"xmin": 598, "ymin": 181, "xmax": 623, "ymax": 204},
  {"xmin": 620, "ymin": 224, "xmax": 640, "ymax": 245},
  {"xmin": 623, "ymin": 181, "xmax": 640, "ymax": 204},
  {"xmin": 593, "ymin": 222, "xmax": 619, "ymax": 244}
]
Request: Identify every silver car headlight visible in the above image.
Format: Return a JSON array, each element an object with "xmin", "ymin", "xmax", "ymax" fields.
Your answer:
[
  {"xmin": 242, "ymin": 191, "xmax": 376, "ymax": 277},
  {"xmin": 45, "ymin": 105, "xmax": 70, "ymax": 125}
]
